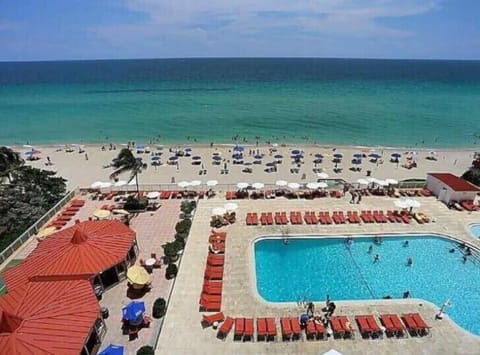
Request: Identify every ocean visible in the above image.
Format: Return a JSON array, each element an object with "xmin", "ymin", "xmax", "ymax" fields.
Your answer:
[{"xmin": 1, "ymin": 58, "xmax": 480, "ymax": 148}]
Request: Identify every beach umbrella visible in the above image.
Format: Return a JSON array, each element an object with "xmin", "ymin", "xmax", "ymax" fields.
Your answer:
[
  {"xmin": 254, "ymin": 154, "xmax": 263, "ymax": 160},
  {"xmin": 127, "ymin": 266, "xmax": 152, "ymax": 288},
  {"xmin": 369, "ymin": 153, "xmax": 382, "ymax": 159},
  {"xmin": 192, "ymin": 156, "xmax": 201, "ymax": 161},
  {"xmin": 184, "ymin": 147, "xmax": 192, "ymax": 152},
  {"xmin": 243, "ymin": 161, "xmax": 253, "ymax": 166},
  {"xmin": 128, "ymin": 177, "xmax": 137, "ymax": 186},
  {"xmin": 353, "ymin": 153, "xmax": 363, "ymax": 159},
  {"xmin": 212, "ymin": 155, "xmax": 222, "ymax": 161},
  {"xmin": 93, "ymin": 209, "xmax": 111, "ymax": 219},
  {"xmin": 90, "ymin": 181, "xmax": 103, "ymax": 189},
  {"xmin": 391, "ymin": 152, "xmax": 402, "ymax": 158},
  {"xmin": 274, "ymin": 154, "xmax": 283, "ymax": 159},
  {"xmin": 112, "ymin": 209, "xmax": 130, "ymax": 216},
  {"xmin": 122, "ymin": 301, "xmax": 146, "ymax": 325},
  {"xmin": 376, "ymin": 179, "xmax": 389, "ymax": 187},
  {"xmin": 317, "ymin": 172, "xmax": 329, "ymax": 179},
  {"xmin": 232, "ymin": 153, "xmax": 243, "ymax": 160},
  {"xmin": 151, "ymin": 156, "xmax": 161, "ymax": 161},
  {"xmin": 190, "ymin": 180, "xmax": 202, "ymax": 186},
  {"xmin": 236, "ymin": 182, "xmax": 249, "ymax": 189},
  {"xmin": 394, "ymin": 199, "xmax": 409, "ymax": 209},
  {"xmin": 99, "ymin": 344, "xmax": 124, "ymax": 355},
  {"xmin": 313, "ymin": 159, "xmax": 323, "ymax": 164},
  {"xmin": 147, "ymin": 191, "xmax": 160, "ymax": 199},
  {"xmin": 291, "ymin": 149, "xmax": 301, "ymax": 155},
  {"xmin": 233, "ymin": 145, "xmax": 244, "ymax": 152},
  {"xmin": 306, "ymin": 182, "xmax": 320, "ymax": 189},
  {"xmin": 99, "ymin": 182, "xmax": 112, "ymax": 189},
  {"xmin": 276, "ymin": 180, "xmax": 288, "ymax": 187},
  {"xmin": 206, "ymin": 180, "xmax": 218, "ymax": 187},
  {"xmin": 287, "ymin": 182, "xmax": 300, "ymax": 190},
  {"xmin": 169, "ymin": 156, "xmax": 178, "ymax": 161},
  {"xmin": 367, "ymin": 177, "xmax": 378, "ymax": 183},
  {"xmin": 224, "ymin": 202, "xmax": 238, "ymax": 211},
  {"xmin": 23, "ymin": 144, "xmax": 33, "ymax": 148},
  {"xmin": 265, "ymin": 162, "xmax": 276, "ymax": 167},
  {"xmin": 357, "ymin": 178, "xmax": 369, "ymax": 186},
  {"xmin": 114, "ymin": 180, "xmax": 127, "ymax": 187},
  {"xmin": 252, "ymin": 182, "xmax": 264, "ymax": 189},
  {"xmin": 212, "ymin": 151, "xmax": 221, "ymax": 156},
  {"xmin": 333, "ymin": 153, "xmax": 343, "ymax": 159},
  {"xmin": 385, "ymin": 178, "xmax": 398, "ymax": 185},
  {"xmin": 178, "ymin": 181, "xmax": 190, "ymax": 188},
  {"xmin": 318, "ymin": 182, "xmax": 328, "ymax": 189},
  {"xmin": 405, "ymin": 199, "xmax": 421, "ymax": 208},
  {"xmin": 314, "ymin": 153, "xmax": 324, "ymax": 159},
  {"xmin": 36, "ymin": 226, "xmax": 57, "ymax": 241},
  {"xmin": 212, "ymin": 207, "xmax": 226, "ymax": 216}
]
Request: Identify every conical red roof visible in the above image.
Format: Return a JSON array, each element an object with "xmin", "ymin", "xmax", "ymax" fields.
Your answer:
[
  {"xmin": 3, "ymin": 220, "xmax": 135, "ymax": 291},
  {"xmin": 0, "ymin": 278, "xmax": 99, "ymax": 354}
]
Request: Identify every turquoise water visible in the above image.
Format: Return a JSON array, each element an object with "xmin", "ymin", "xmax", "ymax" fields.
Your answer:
[
  {"xmin": 1, "ymin": 59, "xmax": 480, "ymax": 147},
  {"xmin": 470, "ymin": 224, "xmax": 480, "ymax": 238},
  {"xmin": 254, "ymin": 235, "xmax": 480, "ymax": 335}
]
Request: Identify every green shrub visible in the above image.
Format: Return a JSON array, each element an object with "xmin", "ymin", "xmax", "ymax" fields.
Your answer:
[
  {"xmin": 152, "ymin": 298, "xmax": 166, "ymax": 318},
  {"xmin": 166, "ymin": 264, "xmax": 178, "ymax": 279},
  {"xmin": 136, "ymin": 345, "xmax": 154, "ymax": 355},
  {"xmin": 175, "ymin": 232, "xmax": 188, "ymax": 241},
  {"xmin": 175, "ymin": 219, "xmax": 192, "ymax": 234}
]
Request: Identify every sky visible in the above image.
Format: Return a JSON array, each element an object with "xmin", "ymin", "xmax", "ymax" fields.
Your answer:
[{"xmin": 0, "ymin": 0, "xmax": 479, "ymax": 61}]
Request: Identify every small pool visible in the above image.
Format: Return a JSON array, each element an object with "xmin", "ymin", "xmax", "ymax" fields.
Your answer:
[
  {"xmin": 254, "ymin": 235, "xmax": 480, "ymax": 336},
  {"xmin": 470, "ymin": 224, "xmax": 480, "ymax": 238}
]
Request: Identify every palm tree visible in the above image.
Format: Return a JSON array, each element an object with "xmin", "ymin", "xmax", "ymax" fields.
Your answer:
[
  {"xmin": 110, "ymin": 148, "xmax": 147, "ymax": 195},
  {"xmin": 0, "ymin": 146, "xmax": 24, "ymax": 183}
]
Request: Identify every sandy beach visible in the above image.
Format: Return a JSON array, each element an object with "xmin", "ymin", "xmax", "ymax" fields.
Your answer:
[{"xmin": 14, "ymin": 143, "xmax": 476, "ymax": 190}]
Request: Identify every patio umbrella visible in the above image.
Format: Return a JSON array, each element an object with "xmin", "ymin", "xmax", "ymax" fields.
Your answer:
[
  {"xmin": 376, "ymin": 180, "xmax": 389, "ymax": 187},
  {"xmin": 146, "ymin": 191, "xmax": 160, "ymax": 199},
  {"xmin": 99, "ymin": 182, "xmax": 112, "ymax": 189},
  {"xmin": 184, "ymin": 147, "xmax": 192, "ymax": 152},
  {"xmin": 306, "ymin": 182, "xmax": 320, "ymax": 189},
  {"xmin": 385, "ymin": 178, "xmax": 399, "ymax": 185},
  {"xmin": 333, "ymin": 153, "xmax": 343, "ymax": 159},
  {"xmin": 212, "ymin": 151, "xmax": 221, "ymax": 156},
  {"xmin": 190, "ymin": 180, "xmax": 202, "ymax": 186},
  {"xmin": 122, "ymin": 301, "xmax": 146, "ymax": 325},
  {"xmin": 369, "ymin": 153, "xmax": 382, "ymax": 159},
  {"xmin": 254, "ymin": 154, "xmax": 263, "ymax": 160},
  {"xmin": 291, "ymin": 149, "xmax": 301, "ymax": 155},
  {"xmin": 114, "ymin": 180, "xmax": 127, "ymax": 187},
  {"xmin": 93, "ymin": 209, "xmax": 111, "ymax": 219},
  {"xmin": 391, "ymin": 152, "xmax": 402, "ymax": 159},
  {"xmin": 252, "ymin": 182, "xmax": 264, "ymax": 189},
  {"xmin": 206, "ymin": 180, "xmax": 218, "ymax": 187},
  {"xmin": 275, "ymin": 180, "xmax": 288, "ymax": 187},
  {"xmin": 192, "ymin": 156, "xmax": 201, "ymax": 161},
  {"xmin": 318, "ymin": 182, "xmax": 328, "ymax": 189},
  {"xmin": 233, "ymin": 145, "xmax": 244, "ymax": 152},
  {"xmin": 317, "ymin": 172, "xmax": 329, "ymax": 179},
  {"xmin": 265, "ymin": 162, "xmax": 276, "ymax": 167},
  {"xmin": 224, "ymin": 202, "xmax": 238, "ymax": 211},
  {"xmin": 36, "ymin": 226, "xmax": 57, "ymax": 241},
  {"xmin": 169, "ymin": 156, "xmax": 178, "ymax": 162},
  {"xmin": 314, "ymin": 153, "xmax": 324, "ymax": 159},
  {"xmin": 287, "ymin": 182, "xmax": 300, "ymax": 190},
  {"xmin": 237, "ymin": 182, "xmax": 249, "ymax": 189},
  {"xmin": 212, "ymin": 207, "xmax": 226, "ymax": 216},
  {"xmin": 99, "ymin": 344, "xmax": 124, "ymax": 355},
  {"xmin": 405, "ymin": 199, "xmax": 421, "ymax": 208},
  {"xmin": 178, "ymin": 181, "xmax": 190, "ymax": 188},
  {"xmin": 151, "ymin": 156, "xmax": 161, "ymax": 161},
  {"xmin": 274, "ymin": 154, "xmax": 283, "ymax": 159},
  {"xmin": 313, "ymin": 159, "xmax": 323, "ymax": 164},
  {"xmin": 367, "ymin": 177, "xmax": 378, "ymax": 183},
  {"xmin": 357, "ymin": 178, "xmax": 369, "ymax": 186},
  {"xmin": 353, "ymin": 153, "xmax": 363, "ymax": 159},
  {"xmin": 126, "ymin": 266, "xmax": 152, "ymax": 287},
  {"xmin": 394, "ymin": 199, "xmax": 409, "ymax": 209},
  {"xmin": 212, "ymin": 155, "xmax": 222, "ymax": 161},
  {"xmin": 90, "ymin": 181, "xmax": 103, "ymax": 189}
]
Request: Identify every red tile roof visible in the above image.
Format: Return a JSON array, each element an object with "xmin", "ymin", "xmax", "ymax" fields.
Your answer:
[
  {"xmin": 3, "ymin": 220, "xmax": 135, "ymax": 291},
  {"xmin": 429, "ymin": 173, "xmax": 480, "ymax": 192},
  {"xmin": 0, "ymin": 278, "xmax": 99, "ymax": 354}
]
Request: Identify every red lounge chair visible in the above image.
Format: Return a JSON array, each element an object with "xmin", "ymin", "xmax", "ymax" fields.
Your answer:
[
  {"xmin": 315, "ymin": 320, "xmax": 326, "ymax": 339},
  {"xmin": 306, "ymin": 321, "xmax": 317, "ymax": 340},
  {"xmin": 303, "ymin": 212, "xmax": 311, "ymax": 224},
  {"xmin": 234, "ymin": 318, "xmax": 245, "ymax": 341},
  {"xmin": 330, "ymin": 317, "xmax": 344, "ymax": 338},
  {"xmin": 260, "ymin": 213, "xmax": 268, "ymax": 225},
  {"xmin": 257, "ymin": 318, "xmax": 267, "ymax": 341},
  {"xmin": 275, "ymin": 212, "xmax": 283, "ymax": 225},
  {"xmin": 347, "ymin": 211, "xmax": 356, "ymax": 223},
  {"xmin": 334, "ymin": 316, "xmax": 354, "ymax": 339},
  {"xmin": 199, "ymin": 299, "xmax": 221, "ymax": 312},
  {"xmin": 280, "ymin": 318, "xmax": 293, "ymax": 341},
  {"xmin": 402, "ymin": 314, "xmax": 419, "ymax": 335},
  {"xmin": 389, "ymin": 314, "xmax": 406, "ymax": 336},
  {"xmin": 379, "ymin": 315, "xmax": 395, "ymax": 336},
  {"xmin": 267, "ymin": 212, "xmax": 274, "ymax": 225},
  {"xmin": 281, "ymin": 212, "xmax": 288, "ymax": 224},
  {"xmin": 251, "ymin": 212, "xmax": 259, "ymax": 225},
  {"xmin": 204, "ymin": 268, "xmax": 223, "ymax": 280},
  {"xmin": 202, "ymin": 284, "xmax": 222, "ymax": 295},
  {"xmin": 365, "ymin": 315, "xmax": 382, "ymax": 338},
  {"xmin": 202, "ymin": 312, "xmax": 225, "ymax": 327},
  {"xmin": 207, "ymin": 255, "xmax": 225, "ymax": 266},
  {"xmin": 324, "ymin": 212, "xmax": 333, "ymax": 224},
  {"xmin": 338, "ymin": 211, "xmax": 346, "ymax": 223},
  {"xmin": 355, "ymin": 316, "xmax": 372, "ymax": 338},
  {"xmin": 62, "ymin": 211, "xmax": 77, "ymax": 216},
  {"xmin": 217, "ymin": 316, "xmax": 234, "ymax": 339},
  {"xmin": 290, "ymin": 317, "xmax": 301, "ymax": 340},
  {"xmin": 244, "ymin": 318, "xmax": 254, "ymax": 341},
  {"xmin": 309, "ymin": 211, "xmax": 318, "ymax": 224},
  {"xmin": 246, "ymin": 213, "xmax": 252, "ymax": 225},
  {"xmin": 411, "ymin": 313, "xmax": 430, "ymax": 336},
  {"xmin": 266, "ymin": 317, "xmax": 277, "ymax": 340}
]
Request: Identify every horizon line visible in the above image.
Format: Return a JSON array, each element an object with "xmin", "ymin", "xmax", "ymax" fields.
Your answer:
[{"xmin": 1, "ymin": 56, "xmax": 480, "ymax": 64}]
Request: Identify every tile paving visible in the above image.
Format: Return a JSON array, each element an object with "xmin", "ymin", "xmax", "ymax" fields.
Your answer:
[{"xmin": 158, "ymin": 194, "xmax": 480, "ymax": 355}]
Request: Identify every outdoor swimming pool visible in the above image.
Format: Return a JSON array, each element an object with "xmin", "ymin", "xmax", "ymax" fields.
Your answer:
[
  {"xmin": 470, "ymin": 224, "xmax": 480, "ymax": 238},
  {"xmin": 254, "ymin": 235, "xmax": 480, "ymax": 336}
]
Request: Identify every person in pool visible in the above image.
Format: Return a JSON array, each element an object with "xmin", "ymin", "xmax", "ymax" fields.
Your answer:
[
  {"xmin": 368, "ymin": 245, "xmax": 373, "ymax": 254},
  {"xmin": 407, "ymin": 257, "xmax": 413, "ymax": 266},
  {"xmin": 373, "ymin": 254, "xmax": 380, "ymax": 263},
  {"xmin": 403, "ymin": 240, "xmax": 409, "ymax": 247}
]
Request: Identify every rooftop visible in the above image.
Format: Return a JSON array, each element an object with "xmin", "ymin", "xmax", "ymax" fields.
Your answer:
[{"xmin": 428, "ymin": 172, "xmax": 479, "ymax": 192}]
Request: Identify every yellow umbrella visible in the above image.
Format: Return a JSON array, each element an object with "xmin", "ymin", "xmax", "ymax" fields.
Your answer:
[
  {"xmin": 127, "ymin": 265, "xmax": 152, "ymax": 287},
  {"xmin": 93, "ymin": 209, "xmax": 111, "ymax": 219},
  {"xmin": 36, "ymin": 226, "xmax": 57, "ymax": 241},
  {"xmin": 112, "ymin": 209, "xmax": 130, "ymax": 216}
]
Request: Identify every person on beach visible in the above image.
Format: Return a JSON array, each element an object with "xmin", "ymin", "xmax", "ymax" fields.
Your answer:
[
  {"xmin": 357, "ymin": 192, "xmax": 362, "ymax": 204},
  {"xmin": 85, "ymin": 153, "xmax": 88, "ymax": 160}
]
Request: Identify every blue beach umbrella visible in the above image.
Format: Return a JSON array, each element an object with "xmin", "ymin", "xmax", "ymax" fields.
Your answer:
[
  {"xmin": 122, "ymin": 301, "xmax": 145, "ymax": 324},
  {"xmin": 212, "ymin": 155, "xmax": 222, "ymax": 161},
  {"xmin": 192, "ymin": 156, "xmax": 201, "ymax": 161},
  {"xmin": 313, "ymin": 158, "xmax": 323, "ymax": 164},
  {"xmin": 353, "ymin": 153, "xmax": 363, "ymax": 159},
  {"xmin": 184, "ymin": 147, "xmax": 192, "ymax": 152},
  {"xmin": 266, "ymin": 162, "xmax": 276, "ymax": 167},
  {"xmin": 369, "ymin": 153, "xmax": 382, "ymax": 159},
  {"xmin": 169, "ymin": 156, "xmax": 178, "ymax": 161},
  {"xmin": 274, "ymin": 154, "xmax": 283, "ymax": 159},
  {"xmin": 291, "ymin": 149, "xmax": 301, "ymax": 155},
  {"xmin": 254, "ymin": 154, "xmax": 263, "ymax": 160},
  {"xmin": 391, "ymin": 152, "xmax": 402, "ymax": 158},
  {"xmin": 333, "ymin": 153, "xmax": 343, "ymax": 159},
  {"xmin": 232, "ymin": 153, "xmax": 243, "ymax": 160},
  {"xmin": 99, "ymin": 344, "xmax": 124, "ymax": 355},
  {"xmin": 135, "ymin": 157, "xmax": 143, "ymax": 162},
  {"xmin": 314, "ymin": 153, "xmax": 324, "ymax": 159},
  {"xmin": 233, "ymin": 145, "xmax": 244, "ymax": 152},
  {"xmin": 151, "ymin": 156, "xmax": 161, "ymax": 161},
  {"xmin": 294, "ymin": 154, "xmax": 304, "ymax": 159}
]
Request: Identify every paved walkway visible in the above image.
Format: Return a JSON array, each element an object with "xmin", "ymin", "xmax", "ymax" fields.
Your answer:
[{"xmin": 158, "ymin": 195, "xmax": 480, "ymax": 354}]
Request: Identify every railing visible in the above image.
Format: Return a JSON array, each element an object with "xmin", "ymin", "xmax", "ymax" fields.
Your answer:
[{"xmin": 0, "ymin": 187, "xmax": 79, "ymax": 265}]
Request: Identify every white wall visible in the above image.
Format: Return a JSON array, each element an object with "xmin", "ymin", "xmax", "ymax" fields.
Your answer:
[{"xmin": 426, "ymin": 175, "xmax": 477, "ymax": 203}]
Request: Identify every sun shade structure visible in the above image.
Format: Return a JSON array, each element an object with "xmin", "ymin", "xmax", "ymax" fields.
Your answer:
[
  {"xmin": 0, "ymin": 278, "xmax": 100, "ymax": 354},
  {"xmin": 126, "ymin": 265, "xmax": 152, "ymax": 288},
  {"xmin": 3, "ymin": 220, "xmax": 137, "ymax": 291}
]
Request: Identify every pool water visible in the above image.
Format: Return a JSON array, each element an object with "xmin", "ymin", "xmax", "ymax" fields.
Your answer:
[
  {"xmin": 254, "ymin": 235, "xmax": 480, "ymax": 335},
  {"xmin": 470, "ymin": 224, "xmax": 480, "ymax": 238}
]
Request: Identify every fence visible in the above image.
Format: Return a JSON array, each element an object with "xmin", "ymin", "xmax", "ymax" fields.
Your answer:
[{"xmin": 0, "ymin": 187, "xmax": 79, "ymax": 265}]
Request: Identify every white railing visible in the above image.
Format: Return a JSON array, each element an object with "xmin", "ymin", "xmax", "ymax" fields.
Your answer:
[{"xmin": 0, "ymin": 187, "xmax": 79, "ymax": 265}]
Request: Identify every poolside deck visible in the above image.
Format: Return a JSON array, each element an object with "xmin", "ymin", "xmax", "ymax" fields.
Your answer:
[{"xmin": 158, "ymin": 194, "xmax": 480, "ymax": 354}]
